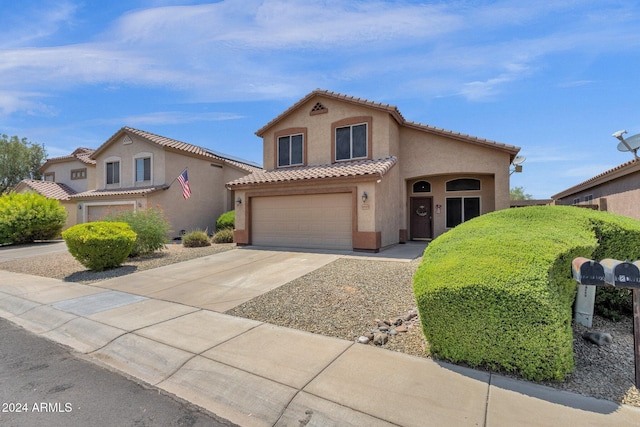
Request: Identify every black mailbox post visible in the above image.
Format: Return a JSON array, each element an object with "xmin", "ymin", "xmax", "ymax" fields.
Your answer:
[{"xmin": 573, "ymin": 258, "xmax": 640, "ymax": 389}]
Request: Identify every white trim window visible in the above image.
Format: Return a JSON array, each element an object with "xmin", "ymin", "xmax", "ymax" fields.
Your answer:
[
  {"xmin": 336, "ymin": 123, "xmax": 367, "ymax": 161},
  {"xmin": 135, "ymin": 157, "xmax": 151, "ymax": 182},
  {"xmin": 278, "ymin": 134, "xmax": 304, "ymax": 167},
  {"xmin": 106, "ymin": 159, "xmax": 120, "ymax": 185}
]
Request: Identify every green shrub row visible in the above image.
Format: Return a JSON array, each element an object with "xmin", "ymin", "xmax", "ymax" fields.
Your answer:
[
  {"xmin": 413, "ymin": 206, "xmax": 640, "ymax": 381},
  {"xmin": 62, "ymin": 222, "xmax": 136, "ymax": 271},
  {"xmin": 0, "ymin": 192, "xmax": 66, "ymax": 245},
  {"xmin": 103, "ymin": 207, "xmax": 170, "ymax": 256}
]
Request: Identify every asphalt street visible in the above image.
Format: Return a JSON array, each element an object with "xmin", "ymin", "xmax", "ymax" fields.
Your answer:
[{"xmin": 0, "ymin": 317, "xmax": 236, "ymax": 427}]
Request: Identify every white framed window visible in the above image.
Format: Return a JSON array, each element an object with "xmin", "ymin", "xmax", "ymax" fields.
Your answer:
[
  {"xmin": 446, "ymin": 197, "xmax": 481, "ymax": 228},
  {"xmin": 584, "ymin": 194, "xmax": 593, "ymax": 204},
  {"xmin": 105, "ymin": 159, "xmax": 120, "ymax": 185},
  {"xmin": 278, "ymin": 134, "xmax": 304, "ymax": 167},
  {"xmin": 133, "ymin": 152, "xmax": 153, "ymax": 184},
  {"xmin": 335, "ymin": 123, "xmax": 368, "ymax": 161}
]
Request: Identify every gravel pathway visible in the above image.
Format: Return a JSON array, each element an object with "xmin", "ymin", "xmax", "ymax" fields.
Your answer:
[{"xmin": 1, "ymin": 243, "xmax": 638, "ymax": 407}]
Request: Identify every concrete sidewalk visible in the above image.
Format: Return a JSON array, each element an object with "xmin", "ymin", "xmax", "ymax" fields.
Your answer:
[{"xmin": 0, "ymin": 247, "xmax": 639, "ymax": 426}]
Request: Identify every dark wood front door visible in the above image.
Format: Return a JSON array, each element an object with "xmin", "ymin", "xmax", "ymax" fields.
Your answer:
[{"xmin": 411, "ymin": 197, "xmax": 432, "ymax": 239}]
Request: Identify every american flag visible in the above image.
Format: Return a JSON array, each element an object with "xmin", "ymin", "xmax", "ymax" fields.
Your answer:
[{"xmin": 177, "ymin": 169, "xmax": 192, "ymax": 199}]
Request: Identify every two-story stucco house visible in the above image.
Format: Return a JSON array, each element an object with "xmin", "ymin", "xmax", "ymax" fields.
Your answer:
[
  {"xmin": 15, "ymin": 147, "xmax": 96, "ymax": 230},
  {"xmin": 227, "ymin": 90, "xmax": 520, "ymax": 252},
  {"xmin": 18, "ymin": 127, "xmax": 260, "ymax": 237}
]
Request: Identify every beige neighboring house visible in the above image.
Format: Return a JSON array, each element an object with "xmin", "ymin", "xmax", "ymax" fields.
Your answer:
[
  {"xmin": 227, "ymin": 90, "xmax": 521, "ymax": 252},
  {"xmin": 552, "ymin": 158, "xmax": 640, "ymax": 220},
  {"xmin": 18, "ymin": 127, "xmax": 260, "ymax": 237},
  {"xmin": 15, "ymin": 147, "xmax": 96, "ymax": 229}
]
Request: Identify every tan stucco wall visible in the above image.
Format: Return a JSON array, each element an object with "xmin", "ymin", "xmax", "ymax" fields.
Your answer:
[
  {"xmin": 94, "ymin": 134, "xmax": 167, "ymax": 189},
  {"xmin": 261, "ymin": 96, "xmax": 399, "ymax": 169},
  {"xmin": 555, "ymin": 171, "xmax": 640, "ymax": 221},
  {"xmin": 42, "ymin": 159, "xmax": 95, "ymax": 193}
]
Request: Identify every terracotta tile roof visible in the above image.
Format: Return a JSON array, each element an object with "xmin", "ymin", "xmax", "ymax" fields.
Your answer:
[
  {"xmin": 95, "ymin": 127, "xmax": 262, "ymax": 174},
  {"xmin": 256, "ymin": 89, "xmax": 520, "ymax": 157},
  {"xmin": 40, "ymin": 147, "xmax": 96, "ymax": 172},
  {"xmin": 227, "ymin": 156, "xmax": 397, "ymax": 187},
  {"xmin": 70, "ymin": 185, "xmax": 167, "ymax": 199},
  {"xmin": 552, "ymin": 158, "xmax": 640, "ymax": 200},
  {"xmin": 17, "ymin": 179, "xmax": 77, "ymax": 200}
]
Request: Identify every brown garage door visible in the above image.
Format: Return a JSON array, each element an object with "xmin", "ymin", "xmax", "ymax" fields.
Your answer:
[
  {"xmin": 251, "ymin": 193, "xmax": 353, "ymax": 250},
  {"xmin": 86, "ymin": 204, "xmax": 134, "ymax": 222}
]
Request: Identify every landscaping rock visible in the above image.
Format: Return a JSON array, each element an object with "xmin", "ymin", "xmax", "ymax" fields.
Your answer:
[
  {"xmin": 582, "ymin": 331, "xmax": 613, "ymax": 346},
  {"xmin": 373, "ymin": 333, "xmax": 388, "ymax": 346},
  {"xmin": 357, "ymin": 336, "xmax": 370, "ymax": 344}
]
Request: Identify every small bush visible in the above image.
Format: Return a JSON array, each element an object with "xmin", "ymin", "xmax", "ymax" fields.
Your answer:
[
  {"xmin": 62, "ymin": 222, "xmax": 136, "ymax": 271},
  {"xmin": 213, "ymin": 228, "xmax": 234, "ymax": 243},
  {"xmin": 413, "ymin": 206, "xmax": 640, "ymax": 381},
  {"xmin": 595, "ymin": 288, "xmax": 633, "ymax": 321},
  {"xmin": 182, "ymin": 230, "xmax": 211, "ymax": 247},
  {"xmin": 0, "ymin": 192, "xmax": 66, "ymax": 244},
  {"xmin": 103, "ymin": 207, "xmax": 170, "ymax": 256},
  {"xmin": 216, "ymin": 210, "xmax": 235, "ymax": 231}
]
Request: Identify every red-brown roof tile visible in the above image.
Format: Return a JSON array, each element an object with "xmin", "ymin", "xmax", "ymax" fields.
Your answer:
[
  {"xmin": 552, "ymin": 158, "xmax": 640, "ymax": 200},
  {"xmin": 227, "ymin": 156, "xmax": 397, "ymax": 187},
  {"xmin": 17, "ymin": 180, "xmax": 77, "ymax": 200},
  {"xmin": 70, "ymin": 186, "xmax": 167, "ymax": 199},
  {"xmin": 95, "ymin": 127, "xmax": 262, "ymax": 174}
]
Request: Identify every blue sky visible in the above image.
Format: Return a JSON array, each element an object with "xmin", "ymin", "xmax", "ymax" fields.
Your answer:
[{"xmin": 1, "ymin": 0, "xmax": 639, "ymax": 198}]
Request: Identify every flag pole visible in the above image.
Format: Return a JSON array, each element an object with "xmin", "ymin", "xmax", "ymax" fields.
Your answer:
[{"xmin": 164, "ymin": 167, "xmax": 188, "ymax": 190}]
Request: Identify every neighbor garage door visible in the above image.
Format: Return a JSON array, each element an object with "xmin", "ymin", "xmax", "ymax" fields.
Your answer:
[{"xmin": 251, "ymin": 193, "xmax": 353, "ymax": 250}]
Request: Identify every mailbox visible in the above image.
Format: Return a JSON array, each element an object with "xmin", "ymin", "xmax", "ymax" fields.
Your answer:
[
  {"xmin": 572, "ymin": 257, "xmax": 605, "ymax": 286},
  {"xmin": 601, "ymin": 259, "xmax": 640, "ymax": 288}
]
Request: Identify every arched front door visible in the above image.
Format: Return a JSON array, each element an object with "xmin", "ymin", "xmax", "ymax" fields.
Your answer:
[{"xmin": 410, "ymin": 197, "xmax": 432, "ymax": 239}]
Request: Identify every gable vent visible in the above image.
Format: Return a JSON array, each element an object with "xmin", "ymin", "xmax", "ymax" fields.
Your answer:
[
  {"xmin": 310, "ymin": 102, "xmax": 328, "ymax": 115},
  {"xmin": 122, "ymin": 135, "xmax": 133, "ymax": 145}
]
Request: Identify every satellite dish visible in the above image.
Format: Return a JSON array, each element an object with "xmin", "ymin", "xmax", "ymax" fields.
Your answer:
[
  {"xmin": 616, "ymin": 133, "xmax": 640, "ymax": 153},
  {"xmin": 512, "ymin": 155, "xmax": 526, "ymax": 166}
]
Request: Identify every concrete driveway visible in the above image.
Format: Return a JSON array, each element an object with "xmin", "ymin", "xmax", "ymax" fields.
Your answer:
[
  {"xmin": 0, "ymin": 240, "xmax": 67, "ymax": 262},
  {"xmin": 92, "ymin": 248, "xmax": 342, "ymax": 312}
]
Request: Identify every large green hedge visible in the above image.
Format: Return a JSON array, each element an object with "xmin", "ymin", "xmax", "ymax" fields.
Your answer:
[
  {"xmin": 62, "ymin": 222, "xmax": 136, "ymax": 271},
  {"xmin": 413, "ymin": 206, "xmax": 640, "ymax": 381},
  {"xmin": 215, "ymin": 210, "xmax": 235, "ymax": 231},
  {"xmin": 0, "ymin": 192, "xmax": 66, "ymax": 244}
]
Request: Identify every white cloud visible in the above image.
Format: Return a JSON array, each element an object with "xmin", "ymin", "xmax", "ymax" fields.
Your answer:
[{"xmin": 1, "ymin": 0, "xmax": 640, "ymax": 113}]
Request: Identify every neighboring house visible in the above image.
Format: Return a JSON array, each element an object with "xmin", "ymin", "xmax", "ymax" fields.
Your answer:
[
  {"xmin": 510, "ymin": 199, "xmax": 552, "ymax": 208},
  {"xmin": 18, "ymin": 127, "xmax": 260, "ymax": 237},
  {"xmin": 552, "ymin": 158, "xmax": 640, "ymax": 220},
  {"xmin": 227, "ymin": 90, "xmax": 521, "ymax": 252},
  {"xmin": 15, "ymin": 147, "xmax": 96, "ymax": 229}
]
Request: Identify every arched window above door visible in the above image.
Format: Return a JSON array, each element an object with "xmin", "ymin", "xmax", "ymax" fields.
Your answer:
[
  {"xmin": 413, "ymin": 180, "xmax": 431, "ymax": 193},
  {"xmin": 446, "ymin": 178, "xmax": 480, "ymax": 192}
]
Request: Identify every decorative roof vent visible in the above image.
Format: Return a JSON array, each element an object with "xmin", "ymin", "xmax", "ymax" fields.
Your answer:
[
  {"xmin": 122, "ymin": 135, "xmax": 133, "ymax": 145},
  {"xmin": 310, "ymin": 102, "xmax": 328, "ymax": 115}
]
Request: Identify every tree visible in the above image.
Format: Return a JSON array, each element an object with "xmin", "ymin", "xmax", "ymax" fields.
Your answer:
[
  {"xmin": 510, "ymin": 186, "xmax": 533, "ymax": 200},
  {"xmin": 0, "ymin": 134, "xmax": 47, "ymax": 194}
]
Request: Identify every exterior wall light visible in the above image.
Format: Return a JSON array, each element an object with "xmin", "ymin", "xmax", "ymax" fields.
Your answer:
[
  {"xmin": 362, "ymin": 192, "xmax": 368, "ymax": 203},
  {"xmin": 236, "ymin": 197, "xmax": 242, "ymax": 205}
]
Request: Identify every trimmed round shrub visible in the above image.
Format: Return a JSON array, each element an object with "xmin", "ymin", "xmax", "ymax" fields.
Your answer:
[
  {"xmin": 413, "ymin": 206, "xmax": 640, "ymax": 381},
  {"xmin": 213, "ymin": 228, "xmax": 234, "ymax": 244},
  {"xmin": 216, "ymin": 210, "xmax": 235, "ymax": 231},
  {"xmin": 0, "ymin": 192, "xmax": 66, "ymax": 244},
  {"xmin": 62, "ymin": 222, "xmax": 136, "ymax": 271},
  {"xmin": 182, "ymin": 230, "xmax": 211, "ymax": 247},
  {"xmin": 103, "ymin": 207, "xmax": 170, "ymax": 256}
]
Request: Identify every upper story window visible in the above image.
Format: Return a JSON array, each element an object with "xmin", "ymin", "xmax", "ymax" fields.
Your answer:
[
  {"xmin": 413, "ymin": 180, "xmax": 431, "ymax": 193},
  {"xmin": 278, "ymin": 134, "xmax": 304, "ymax": 167},
  {"xmin": 136, "ymin": 157, "xmax": 151, "ymax": 182},
  {"xmin": 336, "ymin": 123, "xmax": 367, "ymax": 161},
  {"xmin": 44, "ymin": 172, "xmax": 55, "ymax": 182},
  {"xmin": 106, "ymin": 160, "xmax": 120, "ymax": 185},
  {"xmin": 446, "ymin": 178, "xmax": 481, "ymax": 192},
  {"xmin": 71, "ymin": 168, "xmax": 87, "ymax": 180}
]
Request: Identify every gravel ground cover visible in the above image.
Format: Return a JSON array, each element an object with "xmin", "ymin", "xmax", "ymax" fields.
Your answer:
[{"xmin": 1, "ymin": 243, "xmax": 638, "ymax": 407}]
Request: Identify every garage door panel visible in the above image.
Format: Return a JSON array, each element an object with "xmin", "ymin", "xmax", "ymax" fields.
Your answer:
[{"xmin": 252, "ymin": 194, "xmax": 352, "ymax": 250}]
